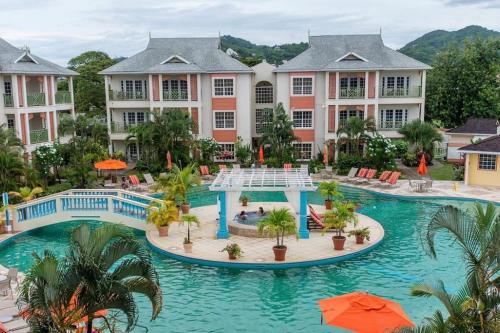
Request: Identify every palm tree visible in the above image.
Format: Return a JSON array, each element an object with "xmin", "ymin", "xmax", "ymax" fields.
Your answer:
[
  {"xmin": 337, "ymin": 117, "xmax": 376, "ymax": 156},
  {"xmin": 399, "ymin": 203, "xmax": 499, "ymax": 333},
  {"xmin": 180, "ymin": 214, "xmax": 200, "ymax": 244},
  {"xmin": 257, "ymin": 208, "xmax": 296, "ymax": 248},
  {"xmin": 0, "ymin": 124, "xmax": 22, "ymax": 154},
  {"xmin": 0, "ymin": 151, "xmax": 23, "ymax": 192},
  {"xmin": 9, "ymin": 186, "xmax": 43, "ymax": 202},
  {"xmin": 146, "ymin": 199, "xmax": 179, "ymax": 236},
  {"xmin": 155, "ymin": 164, "xmax": 201, "ymax": 211},
  {"xmin": 318, "ymin": 181, "xmax": 342, "ymax": 209},
  {"xmin": 398, "ymin": 120, "xmax": 443, "ymax": 160}
]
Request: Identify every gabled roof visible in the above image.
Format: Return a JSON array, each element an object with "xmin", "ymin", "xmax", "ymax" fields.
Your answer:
[
  {"xmin": 0, "ymin": 38, "xmax": 77, "ymax": 76},
  {"xmin": 275, "ymin": 34, "xmax": 431, "ymax": 72},
  {"xmin": 447, "ymin": 118, "xmax": 499, "ymax": 135},
  {"xmin": 459, "ymin": 135, "xmax": 500, "ymax": 154},
  {"xmin": 100, "ymin": 37, "xmax": 252, "ymax": 75}
]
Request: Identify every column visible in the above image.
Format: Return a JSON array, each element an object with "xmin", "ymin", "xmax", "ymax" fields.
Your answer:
[
  {"xmin": 158, "ymin": 74, "xmax": 163, "ymax": 102},
  {"xmin": 25, "ymin": 113, "xmax": 31, "ymax": 146},
  {"xmin": 148, "ymin": 75, "xmax": 154, "ymax": 103},
  {"xmin": 375, "ymin": 71, "xmax": 380, "ymax": 99},
  {"xmin": 11, "ymin": 75, "xmax": 19, "ymax": 108},
  {"xmin": 14, "ymin": 111, "xmax": 22, "ymax": 142},
  {"xmin": 197, "ymin": 74, "xmax": 202, "ymax": 136},
  {"xmin": 45, "ymin": 110, "xmax": 52, "ymax": 142},
  {"xmin": 464, "ymin": 154, "xmax": 469, "ymax": 186},
  {"xmin": 187, "ymin": 74, "xmax": 191, "ymax": 102},
  {"xmin": 50, "ymin": 76, "xmax": 56, "ymax": 105},
  {"xmin": 217, "ymin": 191, "xmax": 229, "ymax": 239},
  {"xmin": 43, "ymin": 76, "xmax": 49, "ymax": 106},
  {"xmin": 335, "ymin": 72, "xmax": 340, "ymax": 99},
  {"xmin": 69, "ymin": 76, "xmax": 75, "ymax": 118},
  {"xmin": 2, "ymin": 192, "xmax": 11, "ymax": 232},
  {"xmin": 299, "ymin": 191, "xmax": 309, "ymax": 239},
  {"xmin": 421, "ymin": 70, "xmax": 426, "ymax": 120},
  {"xmin": 22, "ymin": 75, "xmax": 27, "ymax": 107},
  {"xmin": 364, "ymin": 71, "xmax": 369, "ymax": 99}
]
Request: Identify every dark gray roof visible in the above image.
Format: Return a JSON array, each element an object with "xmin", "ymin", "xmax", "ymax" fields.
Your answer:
[
  {"xmin": 100, "ymin": 37, "xmax": 252, "ymax": 74},
  {"xmin": 447, "ymin": 118, "xmax": 499, "ymax": 135},
  {"xmin": 459, "ymin": 135, "xmax": 500, "ymax": 153},
  {"xmin": 275, "ymin": 34, "xmax": 431, "ymax": 72},
  {"xmin": 0, "ymin": 38, "xmax": 77, "ymax": 76}
]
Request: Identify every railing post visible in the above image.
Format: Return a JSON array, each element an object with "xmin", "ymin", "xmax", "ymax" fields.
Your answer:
[{"xmin": 2, "ymin": 192, "xmax": 12, "ymax": 233}]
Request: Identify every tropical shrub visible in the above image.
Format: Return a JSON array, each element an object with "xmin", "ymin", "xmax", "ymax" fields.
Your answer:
[
  {"xmin": 44, "ymin": 182, "xmax": 73, "ymax": 195},
  {"xmin": 393, "ymin": 140, "xmax": 409, "ymax": 159},
  {"xmin": 337, "ymin": 117, "xmax": 376, "ymax": 156},
  {"xmin": 257, "ymin": 208, "xmax": 297, "ymax": 248},
  {"xmin": 398, "ymin": 120, "xmax": 443, "ymax": 162},
  {"xmin": 402, "ymin": 151, "xmax": 419, "ymax": 167},
  {"xmin": 234, "ymin": 137, "xmax": 252, "ymax": 165},
  {"xmin": 452, "ymin": 164, "xmax": 465, "ymax": 181},
  {"xmin": 155, "ymin": 164, "xmax": 201, "ymax": 206},
  {"xmin": 146, "ymin": 200, "xmax": 178, "ymax": 228},
  {"xmin": 335, "ymin": 153, "xmax": 365, "ymax": 175},
  {"xmin": 366, "ymin": 135, "xmax": 397, "ymax": 170},
  {"xmin": 33, "ymin": 145, "xmax": 64, "ymax": 186},
  {"xmin": 198, "ymin": 137, "xmax": 220, "ymax": 163}
]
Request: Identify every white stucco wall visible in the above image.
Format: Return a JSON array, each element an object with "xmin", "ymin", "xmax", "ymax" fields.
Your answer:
[
  {"xmin": 275, "ymin": 73, "xmax": 290, "ymax": 111},
  {"xmin": 236, "ymin": 74, "xmax": 252, "ymax": 144},
  {"xmin": 314, "ymin": 72, "xmax": 326, "ymax": 149},
  {"xmin": 200, "ymin": 74, "xmax": 213, "ymax": 138}
]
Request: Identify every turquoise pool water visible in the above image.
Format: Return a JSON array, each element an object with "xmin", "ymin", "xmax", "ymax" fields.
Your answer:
[{"xmin": 0, "ymin": 186, "xmax": 492, "ymax": 333}]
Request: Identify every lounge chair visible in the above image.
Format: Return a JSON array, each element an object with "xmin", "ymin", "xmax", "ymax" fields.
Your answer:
[
  {"xmin": 128, "ymin": 175, "xmax": 147, "ymax": 191},
  {"xmin": 143, "ymin": 173, "xmax": 155, "ymax": 187},
  {"xmin": 283, "ymin": 163, "xmax": 292, "ymax": 170},
  {"xmin": 347, "ymin": 168, "xmax": 367, "ymax": 183},
  {"xmin": 0, "ymin": 318, "xmax": 29, "ymax": 333},
  {"xmin": 300, "ymin": 164, "xmax": 309, "ymax": 175},
  {"xmin": 376, "ymin": 171, "xmax": 392, "ymax": 184},
  {"xmin": 355, "ymin": 169, "xmax": 377, "ymax": 183},
  {"xmin": 343, "ymin": 167, "xmax": 359, "ymax": 182},
  {"xmin": 159, "ymin": 172, "xmax": 168, "ymax": 178},
  {"xmin": 379, "ymin": 172, "xmax": 401, "ymax": 188},
  {"xmin": 199, "ymin": 165, "xmax": 209, "ymax": 176},
  {"xmin": 320, "ymin": 165, "xmax": 333, "ymax": 179},
  {"xmin": 0, "ymin": 278, "xmax": 12, "ymax": 299}
]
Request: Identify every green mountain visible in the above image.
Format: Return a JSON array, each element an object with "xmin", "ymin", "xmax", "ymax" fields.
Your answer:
[{"xmin": 398, "ymin": 25, "xmax": 500, "ymax": 64}]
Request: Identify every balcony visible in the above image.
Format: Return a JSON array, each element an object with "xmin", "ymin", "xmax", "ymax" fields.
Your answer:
[
  {"xmin": 3, "ymin": 94, "xmax": 13, "ymax": 107},
  {"xmin": 30, "ymin": 129, "xmax": 49, "ymax": 144},
  {"xmin": 379, "ymin": 86, "xmax": 421, "ymax": 98},
  {"xmin": 111, "ymin": 122, "xmax": 139, "ymax": 134},
  {"xmin": 109, "ymin": 90, "xmax": 148, "ymax": 101},
  {"xmin": 340, "ymin": 87, "xmax": 365, "ymax": 99},
  {"xmin": 163, "ymin": 89, "xmax": 188, "ymax": 101},
  {"xmin": 378, "ymin": 120, "xmax": 405, "ymax": 130},
  {"xmin": 27, "ymin": 93, "xmax": 46, "ymax": 107},
  {"xmin": 55, "ymin": 91, "xmax": 72, "ymax": 104}
]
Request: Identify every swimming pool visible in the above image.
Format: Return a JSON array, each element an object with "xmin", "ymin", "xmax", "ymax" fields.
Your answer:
[{"xmin": 0, "ymin": 186, "xmax": 492, "ymax": 332}]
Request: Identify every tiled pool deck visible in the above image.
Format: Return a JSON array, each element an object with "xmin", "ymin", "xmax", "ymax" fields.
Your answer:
[{"xmin": 146, "ymin": 203, "xmax": 384, "ymax": 269}]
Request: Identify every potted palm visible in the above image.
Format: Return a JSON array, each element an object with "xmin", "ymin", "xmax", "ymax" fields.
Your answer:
[
  {"xmin": 180, "ymin": 214, "xmax": 200, "ymax": 253},
  {"xmin": 348, "ymin": 227, "xmax": 371, "ymax": 244},
  {"xmin": 155, "ymin": 164, "xmax": 201, "ymax": 214},
  {"xmin": 323, "ymin": 201, "xmax": 358, "ymax": 250},
  {"xmin": 239, "ymin": 195, "xmax": 250, "ymax": 207},
  {"xmin": 9, "ymin": 186, "xmax": 44, "ymax": 202},
  {"xmin": 146, "ymin": 200, "xmax": 178, "ymax": 237},
  {"xmin": 257, "ymin": 208, "xmax": 297, "ymax": 261},
  {"xmin": 318, "ymin": 181, "xmax": 342, "ymax": 210},
  {"xmin": 220, "ymin": 243, "xmax": 243, "ymax": 260}
]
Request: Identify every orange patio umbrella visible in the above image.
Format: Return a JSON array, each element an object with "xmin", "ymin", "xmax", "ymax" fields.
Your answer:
[
  {"xmin": 166, "ymin": 151, "xmax": 172, "ymax": 170},
  {"xmin": 259, "ymin": 146, "xmax": 265, "ymax": 164},
  {"xmin": 94, "ymin": 159, "xmax": 127, "ymax": 170},
  {"xmin": 318, "ymin": 292, "xmax": 414, "ymax": 333},
  {"xmin": 323, "ymin": 145, "xmax": 328, "ymax": 166},
  {"xmin": 417, "ymin": 154, "xmax": 428, "ymax": 176}
]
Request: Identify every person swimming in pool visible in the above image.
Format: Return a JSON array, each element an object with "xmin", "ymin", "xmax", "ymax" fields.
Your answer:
[
  {"xmin": 257, "ymin": 207, "xmax": 265, "ymax": 216},
  {"xmin": 239, "ymin": 211, "xmax": 247, "ymax": 220}
]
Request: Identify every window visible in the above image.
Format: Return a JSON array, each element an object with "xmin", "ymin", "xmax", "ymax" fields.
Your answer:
[
  {"xmin": 478, "ymin": 154, "xmax": 496, "ymax": 170},
  {"xmin": 213, "ymin": 78, "xmax": 234, "ymax": 96},
  {"xmin": 127, "ymin": 143, "xmax": 139, "ymax": 161},
  {"xmin": 216, "ymin": 143, "xmax": 235, "ymax": 161},
  {"xmin": 255, "ymin": 81, "xmax": 273, "ymax": 103},
  {"xmin": 214, "ymin": 111, "xmax": 235, "ymax": 129},
  {"xmin": 256, "ymin": 108, "xmax": 273, "ymax": 134},
  {"xmin": 163, "ymin": 79, "xmax": 188, "ymax": 100},
  {"xmin": 136, "ymin": 112, "xmax": 145, "ymax": 124},
  {"xmin": 339, "ymin": 109, "xmax": 364, "ymax": 127},
  {"xmin": 292, "ymin": 77, "xmax": 313, "ymax": 95},
  {"xmin": 293, "ymin": 110, "xmax": 313, "ymax": 128},
  {"xmin": 382, "ymin": 76, "xmax": 410, "ymax": 96},
  {"xmin": 3, "ymin": 81, "xmax": 12, "ymax": 94},
  {"xmin": 340, "ymin": 76, "xmax": 365, "ymax": 98},
  {"xmin": 120, "ymin": 80, "xmax": 148, "ymax": 99},
  {"xmin": 122, "ymin": 112, "xmax": 146, "ymax": 127},
  {"xmin": 293, "ymin": 143, "xmax": 313, "ymax": 160},
  {"xmin": 7, "ymin": 118, "xmax": 14, "ymax": 129},
  {"xmin": 379, "ymin": 109, "xmax": 408, "ymax": 129}
]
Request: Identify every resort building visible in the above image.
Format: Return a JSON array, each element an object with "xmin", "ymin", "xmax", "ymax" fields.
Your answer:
[
  {"xmin": 0, "ymin": 38, "xmax": 76, "ymax": 159},
  {"xmin": 99, "ymin": 37, "xmax": 253, "ymax": 161},
  {"xmin": 459, "ymin": 134, "xmax": 500, "ymax": 187},
  {"xmin": 445, "ymin": 118, "xmax": 500, "ymax": 162},
  {"xmin": 102, "ymin": 34, "xmax": 430, "ymax": 162},
  {"xmin": 273, "ymin": 34, "xmax": 430, "ymax": 159}
]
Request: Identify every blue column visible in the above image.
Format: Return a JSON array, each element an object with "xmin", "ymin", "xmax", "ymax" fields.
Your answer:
[
  {"xmin": 299, "ymin": 191, "xmax": 309, "ymax": 239},
  {"xmin": 2, "ymin": 192, "xmax": 10, "ymax": 231},
  {"xmin": 217, "ymin": 191, "xmax": 229, "ymax": 239}
]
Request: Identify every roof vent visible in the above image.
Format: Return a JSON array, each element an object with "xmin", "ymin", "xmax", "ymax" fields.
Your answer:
[
  {"xmin": 161, "ymin": 55, "xmax": 189, "ymax": 65},
  {"xmin": 335, "ymin": 52, "xmax": 368, "ymax": 62}
]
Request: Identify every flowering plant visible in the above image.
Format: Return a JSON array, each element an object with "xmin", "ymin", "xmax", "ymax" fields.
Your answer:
[{"xmin": 366, "ymin": 134, "xmax": 397, "ymax": 170}]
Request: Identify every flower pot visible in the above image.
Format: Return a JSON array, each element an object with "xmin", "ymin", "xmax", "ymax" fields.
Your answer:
[
  {"xmin": 355, "ymin": 235, "xmax": 365, "ymax": 244},
  {"xmin": 332, "ymin": 236, "xmax": 346, "ymax": 250},
  {"xmin": 181, "ymin": 203, "xmax": 190, "ymax": 214},
  {"xmin": 158, "ymin": 225, "xmax": 169, "ymax": 237},
  {"xmin": 183, "ymin": 242, "xmax": 193, "ymax": 253},
  {"xmin": 324, "ymin": 199, "xmax": 333, "ymax": 210},
  {"xmin": 241, "ymin": 201, "xmax": 248, "ymax": 207},
  {"xmin": 228, "ymin": 252, "xmax": 237, "ymax": 260},
  {"xmin": 273, "ymin": 246, "xmax": 287, "ymax": 261}
]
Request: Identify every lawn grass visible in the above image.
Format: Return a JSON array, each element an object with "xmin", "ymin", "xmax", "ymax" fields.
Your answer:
[{"xmin": 429, "ymin": 161, "xmax": 454, "ymax": 180}]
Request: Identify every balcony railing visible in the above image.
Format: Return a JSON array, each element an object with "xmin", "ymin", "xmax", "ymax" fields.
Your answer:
[
  {"xmin": 163, "ymin": 89, "xmax": 188, "ymax": 101},
  {"xmin": 3, "ymin": 94, "xmax": 13, "ymax": 107},
  {"xmin": 30, "ymin": 129, "xmax": 49, "ymax": 144},
  {"xmin": 27, "ymin": 93, "xmax": 46, "ymax": 106},
  {"xmin": 378, "ymin": 120, "xmax": 405, "ymax": 130},
  {"xmin": 55, "ymin": 91, "xmax": 72, "ymax": 104},
  {"xmin": 109, "ymin": 90, "xmax": 148, "ymax": 101},
  {"xmin": 339, "ymin": 87, "xmax": 365, "ymax": 99},
  {"xmin": 111, "ymin": 122, "xmax": 140, "ymax": 134},
  {"xmin": 379, "ymin": 86, "xmax": 421, "ymax": 98}
]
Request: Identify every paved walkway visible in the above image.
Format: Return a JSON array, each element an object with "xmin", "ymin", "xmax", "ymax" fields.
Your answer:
[{"xmin": 396, "ymin": 160, "xmax": 422, "ymax": 180}]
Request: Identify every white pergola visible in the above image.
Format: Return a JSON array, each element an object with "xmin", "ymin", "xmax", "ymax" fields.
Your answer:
[{"xmin": 209, "ymin": 168, "xmax": 317, "ymax": 239}]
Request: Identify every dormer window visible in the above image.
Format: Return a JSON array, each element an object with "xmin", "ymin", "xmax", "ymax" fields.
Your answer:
[
  {"xmin": 161, "ymin": 55, "xmax": 189, "ymax": 64},
  {"xmin": 15, "ymin": 51, "xmax": 38, "ymax": 64},
  {"xmin": 335, "ymin": 52, "xmax": 368, "ymax": 62}
]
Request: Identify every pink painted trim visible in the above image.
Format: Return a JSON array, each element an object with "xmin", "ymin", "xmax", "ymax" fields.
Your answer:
[
  {"xmin": 17, "ymin": 76, "xmax": 24, "ymax": 107},
  {"xmin": 328, "ymin": 105, "xmax": 335, "ymax": 133},
  {"xmin": 329, "ymin": 73, "xmax": 336, "ymax": 99},
  {"xmin": 191, "ymin": 75, "xmax": 198, "ymax": 101},
  {"xmin": 47, "ymin": 76, "xmax": 53, "ymax": 105},
  {"xmin": 368, "ymin": 72, "xmax": 376, "ymax": 98},
  {"xmin": 152, "ymin": 75, "xmax": 159, "ymax": 101}
]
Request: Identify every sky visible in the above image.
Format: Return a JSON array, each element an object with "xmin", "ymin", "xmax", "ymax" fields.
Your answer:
[{"xmin": 0, "ymin": 0, "xmax": 499, "ymax": 65}]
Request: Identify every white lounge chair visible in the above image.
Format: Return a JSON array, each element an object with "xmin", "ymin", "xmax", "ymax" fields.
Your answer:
[
  {"xmin": 300, "ymin": 164, "xmax": 309, "ymax": 175},
  {"xmin": 343, "ymin": 167, "xmax": 359, "ymax": 182},
  {"xmin": 143, "ymin": 173, "xmax": 155, "ymax": 187}
]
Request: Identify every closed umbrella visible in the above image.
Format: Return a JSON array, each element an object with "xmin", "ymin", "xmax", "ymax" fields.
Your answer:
[
  {"xmin": 167, "ymin": 151, "xmax": 172, "ymax": 170},
  {"xmin": 417, "ymin": 154, "xmax": 427, "ymax": 176},
  {"xmin": 259, "ymin": 146, "xmax": 265, "ymax": 165},
  {"xmin": 318, "ymin": 292, "xmax": 414, "ymax": 333},
  {"xmin": 323, "ymin": 145, "xmax": 328, "ymax": 166}
]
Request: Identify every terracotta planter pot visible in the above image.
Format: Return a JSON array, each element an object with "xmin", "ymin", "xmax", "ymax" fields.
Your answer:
[
  {"xmin": 241, "ymin": 201, "xmax": 248, "ymax": 207},
  {"xmin": 355, "ymin": 235, "xmax": 365, "ymax": 244},
  {"xmin": 184, "ymin": 242, "xmax": 193, "ymax": 253},
  {"xmin": 273, "ymin": 246, "xmax": 287, "ymax": 261},
  {"xmin": 332, "ymin": 236, "xmax": 346, "ymax": 250},
  {"xmin": 181, "ymin": 204, "xmax": 190, "ymax": 214},
  {"xmin": 158, "ymin": 225, "xmax": 169, "ymax": 237},
  {"xmin": 228, "ymin": 252, "xmax": 237, "ymax": 260},
  {"xmin": 324, "ymin": 199, "xmax": 333, "ymax": 210}
]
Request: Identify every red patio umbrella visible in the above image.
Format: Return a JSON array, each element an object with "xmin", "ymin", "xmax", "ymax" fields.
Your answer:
[
  {"xmin": 318, "ymin": 292, "xmax": 414, "ymax": 333},
  {"xmin": 166, "ymin": 151, "xmax": 172, "ymax": 170},
  {"xmin": 417, "ymin": 154, "xmax": 427, "ymax": 176},
  {"xmin": 259, "ymin": 146, "xmax": 265, "ymax": 165}
]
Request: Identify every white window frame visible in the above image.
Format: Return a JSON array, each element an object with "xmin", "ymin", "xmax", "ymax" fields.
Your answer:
[
  {"xmin": 215, "ymin": 142, "xmax": 236, "ymax": 162},
  {"xmin": 292, "ymin": 110, "xmax": 314, "ymax": 129},
  {"xmin": 478, "ymin": 154, "xmax": 497, "ymax": 171},
  {"xmin": 293, "ymin": 142, "xmax": 314, "ymax": 161},
  {"xmin": 213, "ymin": 110, "xmax": 236, "ymax": 130},
  {"xmin": 212, "ymin": 77, "xmax": 235, "ymax": 98},
  {"xmin": 290, "ymin": 76, "xmax": 314, "ymax": 96}
]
